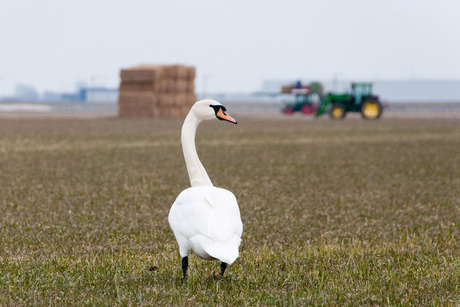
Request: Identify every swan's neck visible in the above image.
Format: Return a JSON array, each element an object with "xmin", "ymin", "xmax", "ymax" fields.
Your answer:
[{"xmin": 181, "ymin": 112, "xmax": 213, "ymax": 187}]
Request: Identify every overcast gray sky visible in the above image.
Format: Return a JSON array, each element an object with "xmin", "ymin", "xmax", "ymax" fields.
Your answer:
[{"xmin": 1, "ymin": 0, "xmax": 459, "ymax": 95}]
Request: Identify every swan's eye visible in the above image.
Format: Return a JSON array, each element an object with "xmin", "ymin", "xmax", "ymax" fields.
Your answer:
[{"xmin": 210, "ymin": 104, "xmax": 226, "ymax": 115}]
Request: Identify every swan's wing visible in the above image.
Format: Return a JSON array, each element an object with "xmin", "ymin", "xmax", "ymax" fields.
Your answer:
[
  {"xmin": 169, "ymin": 190, "xmax": 211, "ymax": 239},
  {"xmin": 169, "ymin": 187, "xmax": 242, "ymax": 241},
  {"xmin": 205, "ymin": 188, "xmax": 243, "ymax": 242}
]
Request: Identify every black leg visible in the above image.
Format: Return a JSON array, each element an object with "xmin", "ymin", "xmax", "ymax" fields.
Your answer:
[
  {"xmin": 220, "ymin": 262, "xmax": 227, "ymax": 276},
  {"xmin": 182, "ymin": 256, "xmax": 188, "ymax": 281}
]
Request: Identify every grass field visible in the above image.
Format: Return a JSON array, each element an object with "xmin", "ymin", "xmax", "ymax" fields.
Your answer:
[{"xmin": 0, "ymin": 116, "xmax": 459, "ymax": 305}]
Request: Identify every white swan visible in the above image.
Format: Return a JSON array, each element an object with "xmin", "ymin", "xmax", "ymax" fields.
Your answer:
[{"xmin": 168, "ymin": 99, "xmax": 243, "ymax": 280}]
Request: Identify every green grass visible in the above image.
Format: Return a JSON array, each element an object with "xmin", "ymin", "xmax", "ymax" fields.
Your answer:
[{"xmin": 0, "ymin": 116, "xmax": 459, "ymax": 305}]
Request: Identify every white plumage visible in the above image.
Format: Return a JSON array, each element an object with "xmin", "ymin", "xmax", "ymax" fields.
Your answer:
[
  {"xmin": 168, "ymin": 99, "xmax": 243, "ymax": 280},
  {"xmin": 169, "ymin": 186, "xmax": 242, "ymax": 263}
]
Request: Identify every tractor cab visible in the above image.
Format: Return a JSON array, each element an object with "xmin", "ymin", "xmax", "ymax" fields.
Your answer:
[{"xmin": 351, "ymin": 82, "xmax": 373, "ymax": 104}]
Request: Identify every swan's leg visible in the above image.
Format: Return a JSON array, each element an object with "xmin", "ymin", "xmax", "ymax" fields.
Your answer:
[
  {"xmin": 181, "ymin": 256, "xmax": 188, "ymax": 281},
  {"xmin": 220, "ymin": 262, "xmax": 227, "ymax": 276}
]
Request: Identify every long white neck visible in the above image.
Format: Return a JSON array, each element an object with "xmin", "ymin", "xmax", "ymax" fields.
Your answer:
[{"xmin": 181, "ymin": 112, "xmax": 213, "ymax": 187}]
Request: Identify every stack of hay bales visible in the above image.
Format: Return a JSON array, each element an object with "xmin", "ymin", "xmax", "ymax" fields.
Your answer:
[{"xmin": 118, "ymin": 64, "xmax": 196, "ymax": 118}]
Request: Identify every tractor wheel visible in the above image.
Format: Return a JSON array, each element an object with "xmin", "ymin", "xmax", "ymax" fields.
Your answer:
[
  {"xmin": 283, "ymin": 107, "xmax": 294, "ymax": 115},
  {"xmin": 329, "ymin": 103, "xmax": 346, "ymax": 120},
  {"xmin": 361, "ymin": 100, "xmax": 383, "ymax": 120}
]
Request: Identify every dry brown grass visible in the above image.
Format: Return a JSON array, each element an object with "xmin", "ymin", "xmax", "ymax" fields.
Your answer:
[{"xmin": 0, "ymin": 116, "xmax": 459, "ymax": 305}]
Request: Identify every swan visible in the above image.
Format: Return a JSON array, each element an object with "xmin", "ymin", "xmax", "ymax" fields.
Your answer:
[{"xmin": 168, "ymin": 99, "xmax": 243, "ymax": 280}]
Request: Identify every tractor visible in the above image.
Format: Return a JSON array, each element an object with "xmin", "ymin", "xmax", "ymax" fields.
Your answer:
[
  {"xmin": 318, "ymin": 82, "xmax": 383, "ymax": 120},
  {"xmin": 281, "ymin": 81, "xmax": 322, "ymax": 116},
  {"xmin": 281, "ymin": 89, "xmax": 320, "ymax": 116},
  {"xmin": 281, "ymin": 82, "xmax": 384, "ymax": 120}
]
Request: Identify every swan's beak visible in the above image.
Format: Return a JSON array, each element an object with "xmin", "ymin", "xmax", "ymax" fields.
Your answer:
[{"xmin": 216, "ymin": 108, "xmax": 237, "ymax": 124}]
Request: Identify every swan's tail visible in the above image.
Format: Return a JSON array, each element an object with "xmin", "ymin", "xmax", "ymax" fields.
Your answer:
[{"xmin": 191, "ymin": 235, "xmax": 241, "ymax": 264}]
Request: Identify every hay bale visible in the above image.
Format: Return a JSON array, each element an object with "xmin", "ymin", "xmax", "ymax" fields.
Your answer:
[
  {"xmin": 118, "ymin": 91, "xmax": 158, "ymax": 106},
  {"xmin": 118, "ymin": 64, "xmax": 196, "ymax": 118},
  {"xmin": 118, "ymin": 92, "xmax": 158, "ymax": 118},
  {"xmin": 119, "ymin": 81, "xmax": 159, "ymax": 92},
  {"xmin": 157, "ymin": 94, "xmax": 171, "ymax": 107},
  {"xmin": 185, "ymin": 80, "xmax": 195, "ymax": 93},
  {"xmin": 162, "ymin": 79, "xmax": 187, "ymax": 93},
  {"xmin": 120, "ymin": 65, "xmax": 164, "ymax": 83},
  {"xmin": 185, "ymin": 66, "xmax": 196, "ymax": 80},
  {"xmin": 162, "ymin": 65, "xmax": 189, "ymax": 79}
]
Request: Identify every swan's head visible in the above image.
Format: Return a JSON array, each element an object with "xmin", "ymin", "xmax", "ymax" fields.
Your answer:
[{"xmin": 190, "ymin": 99, "xmax": 237, "ymax": 124}]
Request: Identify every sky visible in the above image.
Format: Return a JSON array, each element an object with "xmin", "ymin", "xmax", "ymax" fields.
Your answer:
[{"xmin": 1, "ymin": 0, "xmax": 460, "ymax": 96}]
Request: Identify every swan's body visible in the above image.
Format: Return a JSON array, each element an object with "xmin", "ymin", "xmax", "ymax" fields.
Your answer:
[
  {"xmin": 169, "ymin": 186, "xmax": 242, "ymax": 263},
  {"xmin": 168, "ymin": 99, "xmax": 243, "ymax": 279}
]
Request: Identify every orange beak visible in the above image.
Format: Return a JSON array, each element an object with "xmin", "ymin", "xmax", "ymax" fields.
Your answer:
[{"xmin": 216, "ymin": 108, "xmax": 237, "ymax": 124}]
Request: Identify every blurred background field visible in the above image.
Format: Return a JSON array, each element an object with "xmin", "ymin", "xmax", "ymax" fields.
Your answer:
[{"xmin": 0, "ymin": 116, "xmax": 458, "ymax": 305}]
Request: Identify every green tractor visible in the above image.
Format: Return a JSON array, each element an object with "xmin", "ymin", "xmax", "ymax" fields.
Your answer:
[{"xmin": 318, "ymin": 82, "xmax": 383, "ymax": 120}]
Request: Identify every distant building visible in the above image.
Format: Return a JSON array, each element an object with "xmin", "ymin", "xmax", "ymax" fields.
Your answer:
[
  {"xmin": 59, "ymin": 87, "xmax": 117, "ymax": 102},
  {"xmin": 86, "ymin": 87, "xmax": 118, "ymax": 103},
  {"xmin": 14, "ymin": 84, "xmax": 39, "ymax": 101},
  {"xmin": 42, "ymin": 91, "xmax": 62, "ymax": 102},
  {"xmin": 60, "ymin": 87, "xmax": 86, "ymax": 102},
  {"xmin": 1, "ymin": 84, "xmax": 117, "ymax": 103}
]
